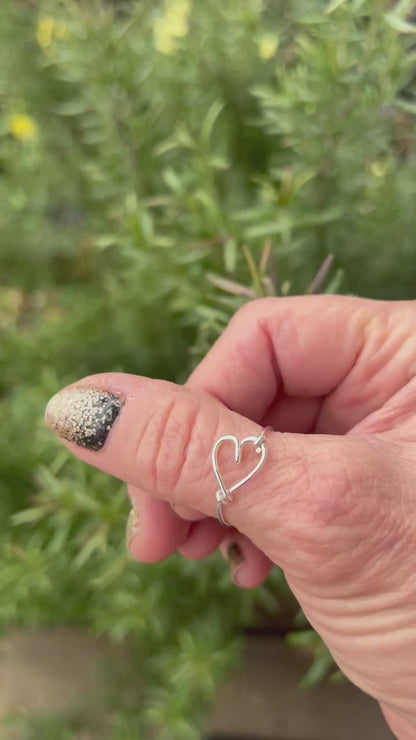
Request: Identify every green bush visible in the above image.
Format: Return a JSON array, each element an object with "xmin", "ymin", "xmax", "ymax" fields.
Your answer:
[{"xmin": 1, "ymin": 0, "xmax": 415, "ymax": 736}]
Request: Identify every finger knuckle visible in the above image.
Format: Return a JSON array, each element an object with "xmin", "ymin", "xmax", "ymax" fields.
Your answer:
[
  {"xmin": 138, "ymin": 390, "xmax": 201, "ymax": 496},
  {"xmin": 230, "ymin": 297, "xmax": 274, "ymax": 329}
]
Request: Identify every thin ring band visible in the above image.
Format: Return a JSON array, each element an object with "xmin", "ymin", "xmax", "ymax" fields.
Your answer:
[{"xmin": 212, "ymin": 426, "xmax": 272, "ymax": 527}]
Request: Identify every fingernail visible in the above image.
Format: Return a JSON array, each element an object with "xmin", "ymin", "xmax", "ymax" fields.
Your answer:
[
  {"xmin": 226, "ymin": 542, "xmax": 244, "ymax": 585},
  {"xmin": 45, "ymin": 388, "xmax": 124, "ymax": 451},
  {"xmin": 126, "ymin": 508, "xmax": 139, "ymax": 548}
]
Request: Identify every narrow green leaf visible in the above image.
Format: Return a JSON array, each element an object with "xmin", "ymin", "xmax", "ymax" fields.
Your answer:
[
  {"xmin": 328, "ymin": 669, "xmax": 347, "ymax": 684},
  {"xmin": 54, "ymin": 99, "xmax": 90, "ymax": 116},
  {"xmin": 325, "ymin": 0, "xmax": 347, "ymax": 14},
  {"xmin": 325, "ymin": 268, "xmax": 344, "ymax": 294},
  {"xmin": 293, "ymin": 609, "xmax": 310, "ymax": 629},
  {"xmin": 74, "ymin": 526, "xmax": 108, "ymax": 569},
  {"xmin": 296, "ymin": 206, "xmax": 343, "ymax": 227},
  {"xmin": 11, "ymin": 507, "xmax": 46, "ymax": 526},
  {"xmin": 94, "ymin": 234, "xmax": 120, "ymax": 250},
  {"xmin": 163, "ymin": 168, "xmax": 184, "ymax": 195},
  {"xmin": 154, "ymin": 138, "xmax": 181, "ymax": 156},
  {"xmin": 395, "ymin": 98, "xmax": 416, "ymax": 115},
  {"xmin": 245, "ymin": 219, "xmax": 292, "ymax": 239},
  {"xmin": 207, "ymin": 272, "xmax": 256, "ymax": 298},
  {"xmin": 299, "ymin": 648, "xmax": 334, "ymax": 689},
  {"xmin": 242, "ymin": 244, "xmax": 262, "ymax": 294},
  {"xmin": 286, "ymin": 629, "xmax": 318, "ymax": 650},
  {"xmin": 223, "ymin": 238, "xmax": 238, "ymax": 273},
  {"xmin": 385, "ymin": 13, "xmax": 416, "ymax": 33},
  {"xmin": 201, "ymin": 100, "xmax": 224, "ymax": 148}
]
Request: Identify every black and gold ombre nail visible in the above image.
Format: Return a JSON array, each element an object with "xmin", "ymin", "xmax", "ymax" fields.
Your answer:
[{"xmin": 45, "ymin": 388, "xmax": 123, "ymax": 451}]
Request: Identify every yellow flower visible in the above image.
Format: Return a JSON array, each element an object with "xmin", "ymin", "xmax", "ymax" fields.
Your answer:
[
  {"xmin": 258, "ymin": 33, "xmax": 279, "ymax": 60},
  {"xmin": 8, "ymin": 114, "xmax": 38, "ymax": 142},
  {"xmin": 153, "ymin": 17, "xmax": 177, "ymax": 55},
  {"xmin": 165, "ymin": 0, "xmax": 191, "ymax": 35},
  {"xmin": 36, "ymin": 17, "xmax": 55, "ymax": 48},
  {"xmin": 370, "ymin": 160, "xmax": 388, "ymax": 178},
  {"xmin": 165, "ymin": 12, "xmax": 189, "ymax": 38},
  {"xmin": 36, "ymin": 17, "xmax": 69, "ymax": 50},
  {"xmin": 153, "ymin": 0, "xmax": 192, "ymax": 55}
]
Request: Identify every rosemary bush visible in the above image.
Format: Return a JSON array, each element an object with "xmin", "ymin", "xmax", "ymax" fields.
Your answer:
[{"xmin": 1, "ymin": 0, "xmax": 415, "ymax": 736}]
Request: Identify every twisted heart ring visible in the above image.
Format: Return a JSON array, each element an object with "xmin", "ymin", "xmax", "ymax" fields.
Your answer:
[{"xmin": 212, "ymin": 426, "xmax": 272, "ymax": 527}]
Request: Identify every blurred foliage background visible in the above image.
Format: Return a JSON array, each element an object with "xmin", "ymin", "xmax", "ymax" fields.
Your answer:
[{"xmin": 1, "ymin": 0, "xmax": 415, "ymax": 736}]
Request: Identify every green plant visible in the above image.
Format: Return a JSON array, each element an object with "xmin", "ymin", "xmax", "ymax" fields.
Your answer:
[{"xmin": 1, "ymin": 0, "xmax": 415, "ymax": 736}]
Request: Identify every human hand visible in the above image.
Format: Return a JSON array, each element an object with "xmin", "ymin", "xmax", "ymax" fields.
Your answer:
[{"xmin": 45, "ymin": 296, "xmax": 416, "ymax": 739}]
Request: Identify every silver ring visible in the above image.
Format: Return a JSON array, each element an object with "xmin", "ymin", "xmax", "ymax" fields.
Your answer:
[{"xmin": 211, "ymin": 426, "xmax": 272, "ymax": 527}]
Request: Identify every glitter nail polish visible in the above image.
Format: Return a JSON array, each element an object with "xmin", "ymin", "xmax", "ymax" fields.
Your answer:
[
  {"xmin": 45, "ymin": 388, "xmax": 123, "ymax": 451},
  {"xmin": 226, "ymin": 541, "xmax": 244, "ymax": 585},
  {"xmin": 126, "ymin": 508, "xmax": 140, "ymax": 547}
]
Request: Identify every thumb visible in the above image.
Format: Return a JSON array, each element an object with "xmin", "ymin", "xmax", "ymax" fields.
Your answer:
[{"xmin": 45, "ymin": 372, "xmax": 394, "ymax": 581}]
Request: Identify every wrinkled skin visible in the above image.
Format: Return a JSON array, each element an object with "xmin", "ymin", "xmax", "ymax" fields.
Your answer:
[{"xmin": 45, "ymin": 296, "xmax": 416, "ymax": 739}]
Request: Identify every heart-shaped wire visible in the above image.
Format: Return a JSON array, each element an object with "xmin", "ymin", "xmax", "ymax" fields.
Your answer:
[{"xmin": 212, "ymin": 434, "xmax": 267, "ymax": 506}]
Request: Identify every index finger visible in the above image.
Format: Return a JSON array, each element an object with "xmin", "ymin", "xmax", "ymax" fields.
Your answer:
[{"xmin": 187, "ymin": 295, "xmax": 414, "ymax": 433}]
